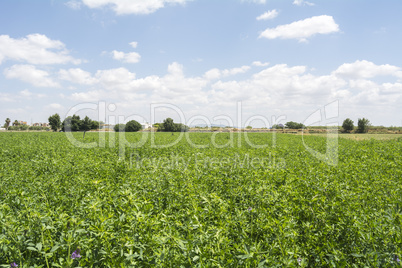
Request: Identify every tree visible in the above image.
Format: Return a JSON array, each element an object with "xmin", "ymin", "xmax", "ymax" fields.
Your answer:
[
  {"xmin": 114, "ymin": 124, "xmax": 126, "ymax": 132},
  {"xmin": 20, "ymin": 124, "xmax": 29, "ymax": 131},
  {"xmin": 162, "ymin": 118, "xmax": 175, "ymax": 132},
  {"xmin": 13, "ymin": 120, "xmax": 19, "ymax": 126},
  {"xmin": 246, "ymin": 126, "xmax": 252, "ymax": 129},
  {"xmin": 285, "ymin": 121, "xmax": 305, "ymax": 129},
  {"xmin": 4, "ymin": 118, "xmax": 10, "ymax": 128},
  {"xmin": 48, "ymin": 113, "xmax": 61, "ymax": 132},
  {"xmin": 158, "ymin": 118, "xmax": 189, "ymax": 132},
  {"xmin": 71, "ymin": 115, "xmax": 82, "ymax": 131},
  {"xmin": 342, "ymin": 118, "xmax": 354, "ymax": 133},
  {"xmin": 125, "ymin": 120, "xmax": 142, "ymax": 132},
  {"xmin": 62, "ymin": 116, "xmax": 71, "ymax": 132},
  {"xmin": 62, "ymin": 115, "xmax": 81, "ymax": 132},
  {"xmin": 272, "ymin": 124, "xmax": 284, "ymax": 129},
  {"xmin": 173, "ymin": 123, "xmax": 189, "ymax": 132},
  {"xmin": 357, "ymin": 118, "xmax": 370, "ymax": 133},
  {"xmin": 81, "ymin": 116, "xmax": 92, "ymax": 132},
  {"xmin": 91, "ymin": 121, "xmax": 99, "ymax": 130}
]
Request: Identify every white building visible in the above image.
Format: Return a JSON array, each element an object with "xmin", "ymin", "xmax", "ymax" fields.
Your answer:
[{"xmin": 141, "ymin": 123, "xmax": 151, "ymax": 129}]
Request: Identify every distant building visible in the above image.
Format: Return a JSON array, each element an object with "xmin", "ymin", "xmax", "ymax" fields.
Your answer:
[
  {"xmin": 19, "ymin": 121, "xmax": 28, "ymax": 125},
  {"xmin": 99, "ymin": 123, "xmax": 114, "ymax": 130},
  {"xmin": 0, "ymin": 128, "xmax": 6, "ymax": 131},
  {"xmin": 141, "ymin": 122, "xmax": 151, "ymax": 129},
  {"xmin": 33, "ymin": 123, "xmax": 49, "ymax": 127}
]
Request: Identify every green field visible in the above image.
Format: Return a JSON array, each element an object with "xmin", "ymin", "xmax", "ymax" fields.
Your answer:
[
  {"xmin": 0, "ymin": 132, "xmax": 401, "ymax": 267},
  {"xmin": 307, "ymin": 133, "xmax": 402, "ymax": 141}
]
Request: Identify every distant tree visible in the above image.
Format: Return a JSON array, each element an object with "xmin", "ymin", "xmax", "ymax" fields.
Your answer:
[
  {"xmin": 8, "ymin": 126, "xmax": 17, "ymax": 131},
  {"xmin": 29, "ymin": 126, "xmax": 43, "ymax": 131},
  {"xmin": 272, "ymin": 124, "xmax": 284, "ymax": 129},
  {"xmin": 48, "ymin": 113, "xmax": 61, "ymax": 132},
  {"xmin": 357, "ymin": 118, "xmax": 370, "ymax": 133},
  {"xmin": 62, "ymin": 116, "xmax": 71, "ymax": 132},
  {"xmin": 20, "ymin": 124, "xmax": 29, "ymax": 131},
  {"xmin": 158, "ymin": 118, "xmax": 189, "ymax": 132},
  {"xmin": 62, "ymin": 114, "xmax": 81, "ymax": 132},
  {"xmin": 4, "ymin": 118, "xmax": 10, "ymax": 128},
  {"xmin": 81, "ymin": 116, "xmax": 92, "ymax": 132},
  {"xmin": 342, "ymin": 118, "xmax": 354, "ymax": 133},
  {"xmin": 246, "ymin": 126, "xmax": 252, "ymax": 129},
  {"xmin": 114, "ymin": 124, "xmax": 126, "ymax": 132},
  {"xmin": 162, "ymin": 118, "xmax": 175, "ymax": 132},
  {"xmin": 174, "ymin": 123, "xmax": 189, "ymax": 132},
  {"xmin": 91, "ymin": 121, "xmax": 100, "ymax": 130},
  {"xmin": 71, "ymin": 115, "xmax": 82, "ymax": 131},
  {"xmin": 13, "ymin": 120, "xmax": 19, "ymax": 126},
  {"xmin": 125, "ymin": 120, "xmax": 142, "ymax": 132},
  {"xmin": 285, "ymin": 121, "xmax": 305, "ymax": 129}
]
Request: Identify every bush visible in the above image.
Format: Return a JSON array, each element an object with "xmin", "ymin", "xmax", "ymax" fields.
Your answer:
[
  {"xmin": 125, "ymin": 120, "xmax": 142, "ymax": 132},
  {"xmin": 285, "ymin": 121, "xmax": 305, "ymax": 129},
  {"xmin": 158, "ymin": 118, "xmax": 189, "ymax": 132},
  {"xmin": 342, "ymin": 118, "xmax": 354, "ymax": 133},
  {"xmin": 114, "ymin": 124, "xmax": 126, "ymax": 132},
  {"xmin": 357, "ymin": 118, "xmax": 370, "ymax": 133}
]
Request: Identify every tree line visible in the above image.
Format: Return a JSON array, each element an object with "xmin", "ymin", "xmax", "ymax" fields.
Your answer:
[
  {"xmin": 2, "ymin": 114, "xmax": 372, "ymax": 134},
  {"xmin": 342, "ymin": 118, "xmax": 370, "ymax": 133},
  {"xmin": 114, "ymin": 118, "xmax": 189, "ymax": 132},
  {"xmin": 2, "ymin": 118, "xmax": 49, "ymax": 131}
]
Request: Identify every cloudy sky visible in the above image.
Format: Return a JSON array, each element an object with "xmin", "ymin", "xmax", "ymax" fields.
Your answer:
[{"xmin": 0, "ymin": 0, "xmax": 401, "ymax": 127}]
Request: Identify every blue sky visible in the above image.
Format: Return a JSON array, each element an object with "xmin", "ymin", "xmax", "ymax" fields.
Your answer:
[{"xmin": 1, "ymin": 0, "xmax": 402, "ymax": 127}]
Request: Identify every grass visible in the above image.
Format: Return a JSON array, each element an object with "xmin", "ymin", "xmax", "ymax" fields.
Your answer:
[
  {"xmin": 0, "ymin": 132, "xmax": 401, "ymax": 267},
  {"xmin": 307, "ymin": 133, "xmax": 402, "ymax": 140}
]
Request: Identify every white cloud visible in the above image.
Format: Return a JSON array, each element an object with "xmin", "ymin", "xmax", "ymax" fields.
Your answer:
[
  {"xmin": 71, "ymin": 90, "xmax": 106, "ymax": 102},
  {"xmin": 81, "ymin": 0, "xmax": 190, "ymax": 15},
  {"xmin": 65, "ymin": 0, "xmax": 82, "ymax": 10},
  {"xmin": 0, "ymin": 34, "xmax": 81, "ymax": 65},
  {"xmin": 293, "ymin": 0, "xmax": 315, "ymax": 6},
  {"xmin": 241, "ymin": 0, "xmax": 266, "ymax": 4},
  {"xmin": 204, "ymin": 68, "xmax": 221, "ymax": 80},
  {"xmin": 19, "ymin": 89, "xmax": 33, "ymax": 97},
  {"xmin": 160, "ymin": 62, "xmax": 207, "ymax": 94},
  {"xmin": 333, "ymin": 60, "xmax": 402, "ymax": 79},
  {"xmin": 0, "ymin": 93, "xmax": 13, "ymax": 103},
  {"xmin": 129, "ymin": 41, "xmax": 138, "ymax": 48},
  {"xmin": 259, "ymin": 15, "xmax": 339, "ymax": 42},
  {"xmin": 65, "ymin": 61, "xmax": 402, "ymax": 126},
  {"xmin": 4, "ymin": 64, "xmax": 60, "ymax": 88},
  {"xmin": 256, "ymin": 9, "xmax": 278, "ymax": 21},
  {"xmin": 47, "ymin": 103, "xmax": 63, "ymax": 109},
  {"xmin": 252, "ymin": 61, "xmax": 269, "ymax": 67},
  {"xmin": 112, "ymin": 50, "xmax": 141, "ymax": 63},
  {"xmin": 204, "ymin": 65, "xmax": 250, "ymax": 80},
  {"xmin": 95, "ymin": 67, "xmax": 137, "ymax": 91},
  {"xmin": 19, "ymin": 89, "xmax": 46, "ymax": 99},
  {"xmin": 59, "ymin": 68, "xmax": 97, "ymax": 85}
]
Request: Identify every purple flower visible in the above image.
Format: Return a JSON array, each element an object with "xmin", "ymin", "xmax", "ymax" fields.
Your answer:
[
  {"xmin": 10, "ymin": 263, "xmax": 18, "ymax": 268},
  {"xmin": 71, "ymin": 249, "xmax": 81, "ymax": 259},
  {"xmin": 247, "ymin": 207, "xmax": 252, "ymax": 211},
  {"xmin": 297, "ymin": 258, "xmax": 302, "ymax": 265}
]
